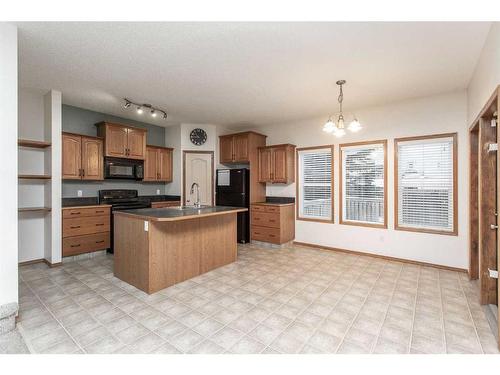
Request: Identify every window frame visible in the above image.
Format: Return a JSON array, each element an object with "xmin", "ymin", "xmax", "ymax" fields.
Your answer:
[
  {"xmin": 394, "ymin": 132, "xmax": 458, "ymax": 236},
  {"xmin": 296, "ymin": 145, "xmax": 335, "ymax": 223},
  {"xmin": 339, "ymin": 140, "xmax": 388, "ymax": 229}
]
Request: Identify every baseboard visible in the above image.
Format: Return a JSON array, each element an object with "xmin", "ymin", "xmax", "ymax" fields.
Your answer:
[
  {"xmin": 293, "ymin": 241, "xmax": 468, "ymax": 273},
  {"xmin": 18, "ymin": 258, "xmax": 61, "ymax": 268}
]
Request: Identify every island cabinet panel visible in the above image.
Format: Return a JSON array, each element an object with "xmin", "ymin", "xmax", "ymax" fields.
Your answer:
[
  {"xmin": 200, "ymin": 213, "xmax": 237, "ymax": 272},
  {"xmin": 62, "ymin": 133, "xmax": 104, "ymax": 181}
]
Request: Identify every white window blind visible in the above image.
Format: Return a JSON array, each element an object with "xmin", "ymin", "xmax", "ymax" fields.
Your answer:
[
  {"xmin": 396, "ymin": 136, "xmax": 455, "ymax": 232},
  {"xmin": 298, "ymin": 147, "xmax": 333, "ymax": 221},
  {"xmin": 341, "ymin": 143, "xmax": 385, "ymax": 225}
]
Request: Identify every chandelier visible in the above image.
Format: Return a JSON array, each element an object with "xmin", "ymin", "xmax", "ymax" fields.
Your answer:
[{"xmin": 322, "ymin": 80, "xmax": 362, "ymax": 137}]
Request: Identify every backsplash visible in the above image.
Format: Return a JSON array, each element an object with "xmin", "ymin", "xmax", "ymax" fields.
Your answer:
[{"xmin": 62, "ymin": 180, "xmax": 166, "ymax": 198}]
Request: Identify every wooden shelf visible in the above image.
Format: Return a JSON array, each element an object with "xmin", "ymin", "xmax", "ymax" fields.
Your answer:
[
  {"xmin": 18, "ymin": 174, "xmax": 52, "ymax": 180},
  {"xmin": 18, "ymin": 139, "xmax": 51, "ymax": 148},
  {"xmin": 18, "ymin": 207, "xmax": 51, "ymax": 213}
]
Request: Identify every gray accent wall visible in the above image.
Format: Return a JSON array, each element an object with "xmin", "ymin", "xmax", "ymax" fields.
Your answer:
[{"xmin": 62, "ymin": 104, "xmax": 168, "ymax": 198}]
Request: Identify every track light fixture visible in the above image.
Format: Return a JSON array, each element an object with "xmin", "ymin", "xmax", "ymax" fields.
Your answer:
[{"xmin": 123, "ymin": 98, "xmax": 167, "ymax": 120}]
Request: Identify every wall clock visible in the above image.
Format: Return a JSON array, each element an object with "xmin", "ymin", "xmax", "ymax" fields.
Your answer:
[{"xmin": 190, "ymin": 128, "xmax": 207, "ymax": 146}]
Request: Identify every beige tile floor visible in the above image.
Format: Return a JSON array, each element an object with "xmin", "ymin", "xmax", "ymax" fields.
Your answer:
[{"xmin": 12, "ymin": 243, "xmax": 500, "ymax": 354}]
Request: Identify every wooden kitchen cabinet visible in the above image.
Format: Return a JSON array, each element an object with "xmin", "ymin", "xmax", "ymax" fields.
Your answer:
[
  {"xmin": 219, "ymin": 131, "xmax": 266, "ymax": 163},
  {"xmin": 96, "ymin": 122, "xmax": 147, "ymax": 160},
  {"xmin": 250, "ymin": 203, "xmax": 295, "ymax": 244},
  {"xmin": 258, "ymin": 144, "xmax": 295, "ymax": 184},
  {"xmin": 62, "ymin": 133, "xmax": 104, "ymax": 180},
  {"xmin": 144, "ymin": 145, "xmax": 173, "ymax": 182}
]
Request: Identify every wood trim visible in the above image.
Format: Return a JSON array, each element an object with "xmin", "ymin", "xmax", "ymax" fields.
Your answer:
[
  {"xmin": 339, "ymin": 139, "xmax": 388, "ymax": 229},
  {"xmin": 19, "ymin": 258, "xmax": 62, "ymax": 267},
  {"xmin": 61, "ymin": 131, "xmax": 103, "ymax": 141},
  {"xmin": 469, "ymin": 128, "xmax": 479, "ymax": 279},
  {"xmin": 468, "ymin": 84, "xmax": 500, "ymax": 131},
  {"xmin": 296, "ymin": 145, "xmax": 335, "ymax": 223},
  {"xmin": 94, "ymin": 121, "xmax": 147, "ymax": 133},
  {"xmin": 258, "ymin": 143, "xmax": 296, "ymax": 150},
  {"xmin": 394, "ymin": 132, "xmax": 458, "ymax": 236},
  {"xmin": 18, "ymin": 174, "xmax": 51, "ymax": 180},
  {"xmin": 182, "ymin": 150, "xmax": 215, "ymax": 206},
  {"xmin": 146, "ymin": 144, "xmax": 174, "ymax": 151},
  {"xmin": 18, "ymin": 207, "xmax": 51, "ymax": 212},
  {"xmin": 293, "ymin": 241, "xmax": 468, "ymax": 273},
  {"xmin": 219, "ymin": 130, "xmax": 267, "ymax": 138},
  {"xmin": 18, "ymin": 139, "xmax": 51, "ymax": 148}
]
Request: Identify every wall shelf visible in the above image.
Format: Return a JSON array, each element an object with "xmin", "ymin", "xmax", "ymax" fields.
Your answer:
[
  {"xmin": 18, "ymin": 207, "xmax": 52, "ymax": 213},
  {"xmin": 18, "ymin": 174, "xmax": 52, "ymax": 180},
  {"xmin": 18, "ymin": 139, "xmax": 51, "ymax": 148}
]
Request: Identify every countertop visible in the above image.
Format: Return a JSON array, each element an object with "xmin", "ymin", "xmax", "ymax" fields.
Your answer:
[
  {"xmin": 114, "ymin": 206, "xmax": 248, "ymax": 222},
  {"xmin": 62, "ymin": 204, "xmax": 111, "ymax": 210},
  {"xmin": 252, "ymin": 202, "xmax": 295, "ymax": 207}
]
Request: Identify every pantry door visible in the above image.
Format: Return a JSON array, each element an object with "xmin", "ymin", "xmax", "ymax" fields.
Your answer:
[{"xmin": 183, "ymin": 151, "xmax": 214, "ymax": 207}]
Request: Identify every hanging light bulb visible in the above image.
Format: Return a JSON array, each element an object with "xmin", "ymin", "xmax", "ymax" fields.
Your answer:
[
  {"xmin": 136, "ymin": 106, "xmax": 143, "ymax": 114},
  {"xmin": 323, "ymin": 118, "xmax": 336, "ymax": 133},
  {"xmin": 348, "ymin": 118, "xmax": 362, "ymax": 132},
  {"xmin": 334, "ymin": 128, "xmax": 346, "ymax": 138},
  {"xmin": 337, "ymin": 114, "xmax": 345, "ymax": 129},
  {"xmin": 151, "ymin": 109, "xmax": 157, "ymax": 117},
  {"xmin": 123, "ymin": 100, "xmax": 131, "ymax": 109}
]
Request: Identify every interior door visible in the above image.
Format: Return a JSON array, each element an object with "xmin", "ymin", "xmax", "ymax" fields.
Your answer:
[
  {"xmin": 144, "ymin": 147, "xmax": 158, "ymax": 181},
  {"xmin": 219, "ymin": 136, "xmax": 234, "ymax": 163},
  {"xmin": 105, "ymin": 124, "xmax": 128, "ymax": 158},
  {"xmin": 62, "ymin": 133, "xmax": 82, "ymax": 180},
  {"xmin": 127, "ymin": 128, "xmax": 146, "ymax": 160},
  {"xmin": 184, "ymin": 151, "xmax": 214, "ymax": 206},
  {"xmin": 272, "ymin": 147, "xmax": 288, "ymax": 183},
  {"xmin": 233, "ymin": 134, "xmax": 249, "ymax": 162},
  {"xmin": 258, "ymin": 148, "xmax": 272, "ymax": 182},
  {"xmin": 81, "ymin": 137, "xmax": 103, "ymax": 180},
  {"xmin": 159, "ymin": 149, "xmax": 172, "ymax": 182}
]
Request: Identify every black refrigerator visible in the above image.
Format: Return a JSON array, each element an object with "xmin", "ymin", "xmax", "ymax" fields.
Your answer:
[{"xmin": 216, "ymin": 168, "xmax": 250, "ymax": 243}]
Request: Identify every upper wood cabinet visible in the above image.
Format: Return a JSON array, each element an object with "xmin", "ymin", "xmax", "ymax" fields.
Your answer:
[
  {"xmin": 96, "ymin": 122, "xmax": 147, "ymax": 160},
  {"xmin": 219, "ymin": 131, "xmax": 267, "ymax": 164},
  {"xmin": 144, "ymin": 145, "xmax": 173, "ymax": 182},
  {"xmin": 62, "ymin": 133, "xmax": 104, "ymax": 180},
  {"xmin": 258, "ymin": 144, "xmax": 296, "ymax": 184}
]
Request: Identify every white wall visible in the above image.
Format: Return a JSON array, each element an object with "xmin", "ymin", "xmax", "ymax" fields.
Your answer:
[
  {"xmin": 467, "ymin": 22, "xmax": 500, "ymax": 124},
  {"xmin": 256, "ymin": 91, "xmax": 468, "ymax": 269},
  {"xmin": 0, "ymin": 23, "xmax": 18, "ymax": 307}
]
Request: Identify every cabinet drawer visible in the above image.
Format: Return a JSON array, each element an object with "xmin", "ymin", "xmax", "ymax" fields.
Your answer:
[
  {"xmin": 264, "ymin": 206, "xmax": 279, "ymax": 213},
  {"xmin": 151, "ymin": 201, "xmax": 181, "ymax": 208},
  {"xmin": 63, "ymin": 232, "xmax": 110, "ymax": 257},
  {"xmin": 251, "ymin": 211, "xmax": 280, "ymax": 228},
  {"xmin": 63, "ymin": 206, "xmax": 110, "ymax": 218},
  {"xmin": 251, "ymin": 205, "xmax": 266, "ymax": 212},
  {"xmin": 63, "ymin": 216, "xmax": 110, "ymax": 237},
  {"xmin": 251, "ymin": 226, "xmax": 280, "ymax": 244}
]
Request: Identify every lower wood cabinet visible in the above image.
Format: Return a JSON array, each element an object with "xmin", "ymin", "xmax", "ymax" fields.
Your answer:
[
  {"xmin": 151, "ymin": 201, "xmax": 181, "ymax": 208},
  {"xmin": 62, "ymin": 205, "xmax": 111, "ymax": 257},
  {"xmin": 250, "ymin": 203, "xmax": 295, "ymax": 244}
]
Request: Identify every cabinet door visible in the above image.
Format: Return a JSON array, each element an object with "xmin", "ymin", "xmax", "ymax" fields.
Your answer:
[
  {"xmin": 219, "ymin": 136, "xmax": 234, "ymax": 163},
  {"xmin": 127, "ymin": 128, "xmax": 146, "ymax": 160},
  {"xmin": 272, "ymin": 147, "xmax": 288, "ymax": 183},
  {"xmin": 233, "ymin": 134, "xmax": 249, "ymax": 162},
  {"xmin": 159, "ymin": 149, "xmax": 173, "ymax": 182},
  {"xmin": 81, "ymin": 137, "xmax": 103, "ymax": 180},
  {"xmin": 62, "ymin": 134, "xmax": 82, "ymax": 180},
  {"xmin": 104, "ymin": 124, "xmax": 128, "ymax": 158},
  {"xmin": 144, "ymin": 147, "xmax": 158, "ymax": 181},
  {"xmin": 258, "ymin": 148, "xmax": 273, "ymax": 182}
]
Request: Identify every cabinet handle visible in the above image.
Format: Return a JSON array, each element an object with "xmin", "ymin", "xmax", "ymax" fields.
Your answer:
[
  {"xmin": 95, "ymin": 223, "xmax": 104, "ymax": 226},
  {"xmin": 269, "ymin": 219, "xmax": 276, "ymax": 222},
  {"xmin": 82, "ymin": 169, "xmax": 85, "ymax": 177},
  {"xmin": 254, "ymin": 218, "xmax": 260, "ymax": 220},
  {"xmin": 95, "ymin": 240, "xmax": 105, "ymax": 244},
  {"xmin": 70, "ymin": 244, "xmax": 81, "ymax": 248},
  {"xmin": 254, "ymin": 232, "xmax": 261, "ymax": 235},
  {"xmin": 70, "ymin": 226, "xmax": 81, "ymax": 229},
  {"xmin": 70, "ymin": 212, "xmax": 81, "ymax": 215},
  {"xmin": 95, "ymin": 210, "xmax": 104, "ymax": 213},
  {"xmin": 78, "ymin": 169, "xmax": 82, "ymax": 177}
]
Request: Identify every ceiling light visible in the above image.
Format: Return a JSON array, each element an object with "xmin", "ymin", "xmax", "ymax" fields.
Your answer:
[
  {"xmin": 323, "ymin": 80, "xmax": 363, "ymax": 137},
  {"xmin": 123, "ymin": 99, "xmax": 167, "ymax": 120}
]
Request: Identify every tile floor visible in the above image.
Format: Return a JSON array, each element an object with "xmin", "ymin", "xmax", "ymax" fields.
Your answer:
[{"xmin": 10, "ymin": 243, "xmax": 500, "ymax": 354}]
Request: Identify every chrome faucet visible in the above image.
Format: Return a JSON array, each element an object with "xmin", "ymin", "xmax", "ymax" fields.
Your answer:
[{"xmin": 190, "ymin": 182, "xmax": 201, "ymax": 208}]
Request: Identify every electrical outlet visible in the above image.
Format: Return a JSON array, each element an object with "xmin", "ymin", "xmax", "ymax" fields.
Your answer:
[
  {"xmin": 156, "ymin": 189, "xmax": 160, "ymax": 195},
  {"xmin": 77, "ymin": 190, "xmax": 83, "ymax": 197},
  {"xmin": 144, "ymin": 221, "xmax": 149, "ymax": 232}
]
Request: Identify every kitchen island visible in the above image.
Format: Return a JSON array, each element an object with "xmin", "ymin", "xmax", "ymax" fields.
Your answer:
[{"xmin": 113, "ymin": 206, "xmax": 247, "ymax": 294}]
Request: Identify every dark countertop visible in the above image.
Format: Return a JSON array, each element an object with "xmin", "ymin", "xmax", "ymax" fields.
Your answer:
[
  {"xmin": 114, "ymin": 205, "xmax": 247, "ymax": 222},
  {"xmin": 265, "ymin": 196, "xmax": 295, "ymax": 204}
]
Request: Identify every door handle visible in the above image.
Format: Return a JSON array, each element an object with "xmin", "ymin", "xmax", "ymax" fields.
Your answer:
[{"xmin": 490, "ymin": 224, "xmax": 498, "ymax": 230}]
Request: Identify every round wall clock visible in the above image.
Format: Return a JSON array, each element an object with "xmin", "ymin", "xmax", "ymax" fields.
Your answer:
[{"xmin": 190, "ymin": 128, "xmax": 207, "ymax": 146}]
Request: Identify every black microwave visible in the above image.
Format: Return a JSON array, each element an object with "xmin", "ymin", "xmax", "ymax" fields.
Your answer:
[{"xmin": 104, "ymin": 157, "xmax": 144, "ymax": 180}]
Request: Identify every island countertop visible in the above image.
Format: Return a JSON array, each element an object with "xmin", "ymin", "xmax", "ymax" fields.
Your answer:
[{"xmin": 113, "ymin": 205, "xmax": 247, "ymax": 222}]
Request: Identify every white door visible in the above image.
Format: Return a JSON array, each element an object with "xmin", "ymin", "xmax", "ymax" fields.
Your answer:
[{"xmin": 184, "ymin": 151, "xmax": 214, "ymax": 206}]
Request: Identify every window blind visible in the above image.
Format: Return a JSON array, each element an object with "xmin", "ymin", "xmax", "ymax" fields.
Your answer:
[
  {"xmin": 396, "ymin": 136, "xmax": 455, "ymax": 232},
  {"xmin": 341, "ymin": 143, "xmax": 385, "ymax": 225},
  {"xmin": 298, "ymin": 148, "xmax": 333, "ymax": 221}
]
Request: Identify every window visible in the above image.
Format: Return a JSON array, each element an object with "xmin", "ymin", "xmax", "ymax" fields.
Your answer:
[
  {"xmin": 340, "ymin": 141, "xmax": 387, "ymax": 227},
  {"xmin": 297, "ymin": 146, "xmax": 334, "ymax": 222},
  {"xmin": 395, "ymin": 133, "xmax": 457, "ymax": 235}
]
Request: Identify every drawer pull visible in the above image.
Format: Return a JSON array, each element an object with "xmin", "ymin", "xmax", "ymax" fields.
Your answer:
[
  {"xmin": 254, "ymin": 218, "xmax": 260, "ymax": 220},
  {"xmin": 269, "ymin": 219, "xmax": 276, "ymax": 222},
  {"xmin": 70, "ymin": 244, "xmax": 81, "ymax": 248},
  {"xmin": 95, "ymin": 223, "xmax": 105, "ymax": 226},
  {"xmin": 269, "ymin": 234, "xmax": 276, "ymax": 237},
  {"xmin": 254, "ymin": 232, "xmax": 261, "ymax": 235},
  {"xmin": 95, "ymin": 210, "xmax": 105, "ymax": 213},
  {"xmin": 70, "ymin": 212, "xmax": 81, "ymax": 215},
  {"xmin": 70, "ymin": 225, "xmax": 81, "ymax": 229},
  {"xmin": 95, "ymin": 240, "xmax": 105, "ymax": 244}
]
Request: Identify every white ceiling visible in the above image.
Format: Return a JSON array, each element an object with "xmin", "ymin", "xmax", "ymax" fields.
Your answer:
[{"xmin": 17, "ymin": 22, "xmax": 491, "ymax": 127}]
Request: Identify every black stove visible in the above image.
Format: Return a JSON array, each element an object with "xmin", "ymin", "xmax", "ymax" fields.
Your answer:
[{"xmin": 98, "ymin": 189, "xmax": 150, "ymax": 252}]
